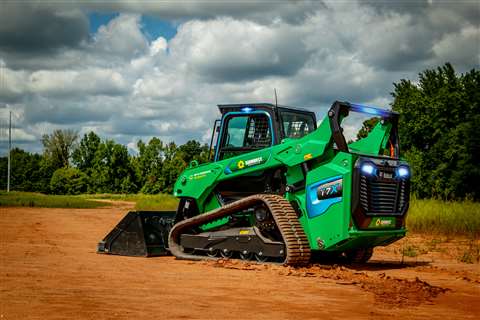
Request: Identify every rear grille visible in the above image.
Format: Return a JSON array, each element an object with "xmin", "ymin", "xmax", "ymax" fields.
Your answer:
[{"xmin": 359, "ymin": 173, "xmax": 408, "ymax": 215}]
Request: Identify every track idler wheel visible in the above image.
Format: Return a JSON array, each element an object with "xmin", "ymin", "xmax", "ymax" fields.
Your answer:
[
  {"xmin": 239, "ymin": 251, "xmax": 253, "ymax": 261},
  {"xmin": 255, "ymin": 253, "xmax": 268, "ymax": 262},
  {"xmin": 220, "ymin": 249, "xmax": 234, "ymax": 258},
  {"xmin": 207, "ymin": 248, "xmax": 220, "ymax": 257}
]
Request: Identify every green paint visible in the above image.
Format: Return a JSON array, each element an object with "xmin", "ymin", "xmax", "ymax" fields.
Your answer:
[
  {"xmin": 172, "ymin": 103, "xmax": 409, "ymax": 255},
  {"xmin": 349, "ymin": 122, "xmax": 392, "ymax": 156},
  {"xmin": 200, "ymin": 217, "xmax": 231, "ymax": 231}
]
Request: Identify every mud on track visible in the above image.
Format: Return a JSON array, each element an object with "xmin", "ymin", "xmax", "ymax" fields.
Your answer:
[{"xmin": 1, "ymin": 204, "xmax": 479, "ymax": 320}]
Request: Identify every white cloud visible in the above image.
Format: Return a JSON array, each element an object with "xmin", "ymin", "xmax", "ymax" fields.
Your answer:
[
  {"xmin": 0, "ymin": 128, "xmax": 36, "ymax": 142},
  {"xmin": 168, "ymin": 18, "xmax": 309, "ymax": 82},
  {"xmin": 28, "ymin": 68, "xmax": 129, "ymax": 96},
  {"xmin": 433, "ymin": 26, "xmax": 480, "ymax": 68},
  {"xmin": 150, "ymin": 37, "xmax": 168, "ymax": 56},
  {"xmin": 93, "ymin": 14, "xmax": 149, "ymax": 59},
  {"xmin": 0, "ymin": 66, "xmax": 129, "ymax": 100},
  {"xmin": 0, "ymin": 1, "xmax": 478, "ymax": 155},
  {"xmin": 0, "ymin": 68, "xmax": 28, "ymax": 102}
]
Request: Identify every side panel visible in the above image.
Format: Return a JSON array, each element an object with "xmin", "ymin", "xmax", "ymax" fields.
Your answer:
[{"xmin": 298, "ymin": 152, "xmax": 355, "ymax": 250}]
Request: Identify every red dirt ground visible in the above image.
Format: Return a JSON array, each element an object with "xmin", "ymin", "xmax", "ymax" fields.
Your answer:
[{"xmin": 1, "ymin": 204, "xmax": 479, "ymax": 319}]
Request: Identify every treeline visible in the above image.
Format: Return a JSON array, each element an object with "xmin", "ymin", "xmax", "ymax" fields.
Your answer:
[
  {"xmin": 392, "ymin": 63, "xmax": 479, "ymax": 200},
  {"xmin": 0, "ymin": 132, "xmax": 209, "ymax": 195}
]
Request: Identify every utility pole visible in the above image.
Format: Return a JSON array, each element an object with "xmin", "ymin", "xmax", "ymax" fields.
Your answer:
[
  {"xmin": 7, "ymin": 110, "xmax": 11, "ymax": 192},
  {"xmin": 274, "ymin": 88, "xmax": 278, "ymax": 107}
]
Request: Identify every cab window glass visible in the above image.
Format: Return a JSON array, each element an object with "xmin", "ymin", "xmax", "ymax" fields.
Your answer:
[
  {"xmin": 220, "ymin": 114, "xmax": 272, "ymax": 159},
  {"xmin": 281, "ymin": 112, "xmax": 315, "ymax": 139},
  {"xmin": 224, "ymin": 116, "xmax": 248, "ymax": 147}
]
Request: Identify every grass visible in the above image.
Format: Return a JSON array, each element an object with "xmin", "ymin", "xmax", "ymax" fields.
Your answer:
[
  {"xmin": 81, "ymin": 193, "xmax": 179, "ymax": 211},
  {"xmin": 406, "ymin": 198, "xmax": 480, "ymax": 238},
  {"xmin": 0, "ymin": 191, "xmax": 179, "ymax": 210},
  {"xmin": 0, "ymin": 191, "xmax": 108, "ymax": 209}
]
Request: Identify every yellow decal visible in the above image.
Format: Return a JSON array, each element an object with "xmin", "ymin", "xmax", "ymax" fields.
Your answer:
[
  {"xmin": 375, "ymin": 219, "xmax": 393, "ymax": 227},
  {"xmin": 189, "ymin": 170, "xmax": 211, "ymax": 180},
  {"xmin": 239, "ymin": 230, "xmax": 250, "ymax": 235},
  {"xmin": 237, "ymin": 160, "xmax": 245, "ymax": 169},
  {"xmin": 304, "ymin": 153, "xmax": 313, "ymax": 160}
]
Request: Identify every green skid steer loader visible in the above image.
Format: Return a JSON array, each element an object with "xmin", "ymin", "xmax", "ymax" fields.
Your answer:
[{"xmin": 97, "ymin": 101, "xmax": 410, "ymax": 264}]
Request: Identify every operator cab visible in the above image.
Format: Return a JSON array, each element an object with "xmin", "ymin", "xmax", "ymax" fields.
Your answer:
[{"xmin": 211, "ymin": 103, "xmax": 317, "ymax": 161}]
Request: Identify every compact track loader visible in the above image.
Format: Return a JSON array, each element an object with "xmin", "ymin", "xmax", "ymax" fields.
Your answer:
[{"xmin": 98, "ymin": 101, "xmax": 410, "ymax": 265}]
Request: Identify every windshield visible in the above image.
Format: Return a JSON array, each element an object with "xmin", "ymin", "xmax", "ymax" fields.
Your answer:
[{"xmin": 218, "ymin": 113, "xmax": 272, "ymax": 160}]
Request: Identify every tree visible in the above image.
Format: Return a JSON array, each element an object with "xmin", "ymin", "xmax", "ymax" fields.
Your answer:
[
  {"xmin": 392, "ymin": 63, "xmax": 480, "ymax": 200},
  {"xmin": 49, "ymin": 167, "xmax": 88, "ymax": 195},
  {"xmin": 356, "ymin": 117, "xmax": 380, "ymax": 140},
  {"xmin": 72, "ymin": 131, "xmax": 101, "ymax": 172},
  {"xmin": 72, "ymin": 132, "xmax": 138, "ymax": 193},
  {"xmin": 178, "ymin": 140, "xmax": 210, "ymax": 164},
  {"xmin": 42, "ymin": 129, "xmax": 78, "ymax": 169},
  {"xmin": 0, "ymin": 148, "xmax": 52, "ymax": 192},
  {"xmin": 136, "ymin": 137, "xmax": 165, "ymax": 194},
  {"xmin": 89, "ymin": 140, "xmax": 137, "ymax": 193},
  {"xmin": 132, "ymin": 139, "xmax": 209, "ymax": 194},
  {"xmin": 159, "ymin": 142, "xmax": 186, "ymax": 194},
  {"xmin": 161, "ymin": 155, "xmax": 186, "ymax": 194}
]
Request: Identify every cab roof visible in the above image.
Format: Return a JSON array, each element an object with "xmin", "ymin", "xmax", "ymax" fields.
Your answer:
[{"xmin": 217, "ymin": 103, "xmax": 314, "ymax": 115}]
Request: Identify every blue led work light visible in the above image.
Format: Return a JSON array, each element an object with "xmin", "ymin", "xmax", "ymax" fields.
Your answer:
[{"xmin": 350, "ymin": 103, "xmax": 392, "ymax": 117}]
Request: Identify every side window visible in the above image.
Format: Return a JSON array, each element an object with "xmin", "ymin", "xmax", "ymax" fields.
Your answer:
[
  {"xmin": 281, "ymin": 112, "xmax": 316, "ymax": 139},
  {"xmin": 219, "ymin": 113, "xmax": 272, "ymax": 160}
]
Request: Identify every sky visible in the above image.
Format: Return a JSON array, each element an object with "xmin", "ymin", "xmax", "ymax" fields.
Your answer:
[{"xmin": 0, "ymin": 0, "xmax": 479, "ymax": 155}]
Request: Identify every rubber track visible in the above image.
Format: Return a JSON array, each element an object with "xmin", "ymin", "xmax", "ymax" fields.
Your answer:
[{"xmin": 168, "ymin": 194, "xmax": 311, "ymax": 265}]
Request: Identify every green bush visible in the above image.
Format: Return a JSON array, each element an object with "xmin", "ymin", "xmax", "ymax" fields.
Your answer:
[{"xmin": 50, "ymin": 167, "xmax": 88, "ymax": 195}]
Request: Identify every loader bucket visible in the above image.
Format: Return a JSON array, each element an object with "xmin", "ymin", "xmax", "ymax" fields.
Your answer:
[{"xmin": 97, "ymin": 211, "xmax": 176, "ymax": 257}]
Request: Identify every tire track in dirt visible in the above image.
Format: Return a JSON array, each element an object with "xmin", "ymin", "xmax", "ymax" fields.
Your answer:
[{"xmin": 207, "ymin": 259, "xmax": 450, "ymax": 308}]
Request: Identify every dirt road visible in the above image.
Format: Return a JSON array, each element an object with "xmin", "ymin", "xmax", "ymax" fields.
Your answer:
[{"xmin": 1, "ymin": 204, "xmax": 478, "ymax": 319}]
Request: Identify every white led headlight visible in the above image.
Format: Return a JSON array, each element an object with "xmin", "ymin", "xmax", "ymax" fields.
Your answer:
[
  {"xmin": 396, "ymin": 165, "xmax": 410, "ymax": 178},
  {"xmin": 360, "ymin": 162, "xmax": 377, "ymax": 176}
]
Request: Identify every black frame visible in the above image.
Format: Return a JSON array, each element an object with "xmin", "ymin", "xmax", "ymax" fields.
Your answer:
[
  {"xmin": 277, "ymin": 107, "xmax": 317, "ymax": 140},
  {"xmin": 327, "ymin": 101, "xmax": 401, "ymax": 159},
  {"xmin": 216, "ymin": 111, "xmax": 274, "ymax": 160},
  {"xmin": 215, "ymin": 103, "xmax": 317, "ymax": 161}
]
